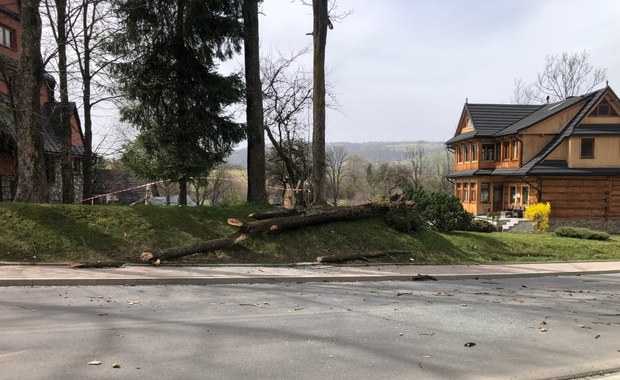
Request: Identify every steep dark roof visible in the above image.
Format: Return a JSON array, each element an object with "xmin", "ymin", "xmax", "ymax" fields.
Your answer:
[
  {"xmin": 573, "ymin": 124, "xmax": 620, "ymax": 135},
  {"xmin": 445, "ymin": 130, "xmax": 475, "ymax": 144},
  {"xmin": 446, "ymin": 104, "xmax": 541, "ymax": 145},
  {"xmin": 494, "ymin": 93, "xmax": 594, "ymax": 136},
  {"xmin": 0, "ymin": 100, "xmax": 84, "ymax": 156},
  {"xmin": 466, "ymin": 104, "xmax": 541, "ymax": 135},
  {"xmin": 0, "ymin": 55, "xmax": 57, "ymax": 85},
  {"xmin": 41, "ymin": 102, "xmax": 84, "ymax": 155},
  {"xmin": 528, "ymin": 160, "xmax": 620, "ymax": 176}
]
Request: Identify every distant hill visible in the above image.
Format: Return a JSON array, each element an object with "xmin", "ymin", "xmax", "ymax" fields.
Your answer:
[{"xmin": 226, "ymin": 141, "xmax": 447, "ymax": 167}]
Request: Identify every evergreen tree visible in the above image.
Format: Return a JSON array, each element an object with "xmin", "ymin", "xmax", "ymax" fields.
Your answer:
[{"xmin": 109, "ymin": 0, "xmax": 245, "ymax": 205}]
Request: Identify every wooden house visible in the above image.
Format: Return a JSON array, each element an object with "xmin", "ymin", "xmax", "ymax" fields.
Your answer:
[
  {"xmin": 446, "ymin": 86, "xmax": 620, "ymax": 230},
  {"xmin": 0, "ymin": 1, "xmax": 85, "ymax": 202}
]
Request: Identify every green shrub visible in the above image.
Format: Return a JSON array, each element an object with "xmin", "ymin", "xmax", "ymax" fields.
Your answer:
[
  {"xmin": 384, "ymin": 209, "xmax": 422, "ymax": 233},
  {"xmin": 524, "ymin": 202, "xmax": 551, "ymax": 232},
  {"xmin": 468, "ymin": 219, "xmax": 497, "ymax": 233},
  {"xmin": 555, "ymin": 226, "xmax": 610, "ymax": 241},
  {"xmin": 403, "ymin": 187, "xmax": 473, "ymax": 232}
]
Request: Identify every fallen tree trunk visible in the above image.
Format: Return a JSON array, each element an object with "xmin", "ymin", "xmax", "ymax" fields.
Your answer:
[
  {"xmin": 316, "ymin": 251, "xmax": 411, "ymax": 263},
  {"xmin": 140, "ymin": 201, "xmax": 414, "ymax": 264},
  {"xmin": 230, "ymin": 202, "xmax": 406, "ymax": 234},
  {"xmin": 140, "ymin": 233, "xmax": 249, "ymax": 264},
  {"xmin": 248, "ymin": 208, "xmax": 303, "ymax": 220}
]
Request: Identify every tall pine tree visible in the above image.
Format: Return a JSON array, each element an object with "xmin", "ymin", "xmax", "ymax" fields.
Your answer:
[{"xmin": 109, "ymin": 0, "xmax": 245, "ymax": 205}]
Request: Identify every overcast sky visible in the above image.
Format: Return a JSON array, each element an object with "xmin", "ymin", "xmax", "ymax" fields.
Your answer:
[{"xmin": 251, "ymin": 0, "xmax": 620, "ymax": 144}]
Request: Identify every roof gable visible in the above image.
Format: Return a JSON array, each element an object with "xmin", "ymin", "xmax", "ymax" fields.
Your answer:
[{"xmin": 518, "ymin": 87, "xmax": 607, "ymax": 175}]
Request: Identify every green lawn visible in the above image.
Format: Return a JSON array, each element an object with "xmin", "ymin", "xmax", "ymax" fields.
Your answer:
[{"xmin": 0, "ymin": 203, "xmax": 618, "ymax": 265}]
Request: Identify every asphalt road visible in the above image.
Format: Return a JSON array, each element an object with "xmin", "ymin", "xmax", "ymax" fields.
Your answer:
[{"xmin": 1, "ymin": 274, "xmax": 619, "ymax": 380}]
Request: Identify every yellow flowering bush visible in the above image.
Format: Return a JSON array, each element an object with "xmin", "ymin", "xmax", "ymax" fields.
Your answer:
[{"xmin": 524, "ymin": 202, "xmax": 551, "ymax": 232}]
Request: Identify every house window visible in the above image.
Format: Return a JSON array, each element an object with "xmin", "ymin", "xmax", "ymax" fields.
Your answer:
[
  {"xmin": 495, "ymin": 143, "xmax": 502, "ymax": 162},
  {"xmin": 511, "ymin": 140, "xmax": 519, "ymax": 160},
  {"xmin": 522, "ymin": 186, "xmax": 529, "ymax": 205},
  {"xmin": 480, "ymin": 183, "xmax": 490, "ymax": 203},
  {"xmin": 0, "ymin": 24, "xmax": 15, "ymax": 49},
  {"xmin": 470, "ymin": 182, "xmax": 476, "ymax": 203},
  {"xmin": 456, "ymin": 183, "xmax": 462, "ymax": 200},
  {"xmin": 464, "ymin": 146, "xmax": 470, "ymax": 162},
  {"xmin": 482, "ymin": 144, "xmax": 495, "ymax": 161},
  {"xmin": 580, "ymin": 138, "xmax": 594, "ymax": 158},
  {"xmin": 463, "ymin": 183, "xmax": 469, "ymax": 202},
  {"xmin": 502, "ymin": 142, "xmax": 510, "ymax": 160},
  {"xmin": 592, "ymin": 100, "xmax": 618, "ymax": 116},
  {"xmin": 457, "ymin": 147, "xmax": 463, "ymax": 163},
  {"xmin": 471, "ymin": 144, "xmax": 478, "ymax": 162},
  {"xmin": 509, "ymin": 185, "xmax": 518, "ymax": 205}
]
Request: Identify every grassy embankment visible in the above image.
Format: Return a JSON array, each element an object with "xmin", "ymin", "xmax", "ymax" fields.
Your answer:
[{"xmin": 0, "ymin": 203, "xmax": 618, "ymax": 265}]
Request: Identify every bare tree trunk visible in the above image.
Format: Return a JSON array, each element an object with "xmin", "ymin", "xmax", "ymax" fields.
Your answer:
[
  {"xmin": 14, "ymin": 0, "xmax": 48, "ymax": 203},
  {"xmin": 243, "ymin": 0, "xmax": 266, "ymax": 203},
  {"xmin": 56, "ymin": 0, "xmax": 75, "ymax": 203},
  {"xmin": 311, "ymin": 0, "xmax": 328, "ymax": 205},
  {"xmin": 80, "ymin": 0, "xmax": 94, "ymax": 201}
]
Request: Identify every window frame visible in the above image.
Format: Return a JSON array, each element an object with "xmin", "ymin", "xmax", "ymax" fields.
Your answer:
[
  {"xmin": 469, "ymin": 182, "xmax": 476, "ymax": 203},
  {"xmin": 580, "ymin": 138, "xmax": 595, "ymax": 159},
  {"xmin": 463, "ymin": 183, "xmax": 469, "ymax": 202},
  {"xmin": 511, "ymin": 140, "xmax": 519, "ymax": 160},
  {"xmin": 0, "ymin": 24, "xmax": 15, "ymax": 50},
  {"xmin": 521, "ymin": 186, "xmax": 529, "ymax": 205},
  {"xmin": 481, "ymin": 144, "xmax": 495, "ymax": 161},
  {"xmin": 480, "ymin": 183, "xmax": 490, "ymax": 204}
]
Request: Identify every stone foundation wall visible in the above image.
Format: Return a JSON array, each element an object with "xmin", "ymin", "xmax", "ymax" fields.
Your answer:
[
  {"xmin": 550, "ymin": 219, "xmax": 620, "ymax": 234},
  {"xmin": 47, "ymin": 161, "xmax": 84, "ymax": 204}
]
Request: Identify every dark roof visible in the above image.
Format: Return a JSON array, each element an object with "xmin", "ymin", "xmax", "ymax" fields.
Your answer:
[
  {"xmin": 0, "ymin": 55, "xmax": 57, "ymax": 85},
  {"xmin": 0, "ymin": 5, "xmax": 19, "ymax": 20},
  {"xmin": 448, "ymin": 161, "xmax": 620, "ymax": 178},
  {"xmin": 445, "ymin": 130, "xmax": 476, "ymax": 144},
  {"xmin": 528, "ymin": 160, "xmax": 620, "ymax": 176},
  {"xmin": 466, "ymin": 104, "xmax": 541, "ymax": 135},
  {"xmin": 573, "ymin": 124, "xmax": 620, "ymax": 135},
  {"xmin": 41, "ymin": 102, "xmax": 84, "ymax": 155},
  {"xmin": 0, "ymin": 55, "xmax": 18, "ymax": 71},
  {"xmin": 446, "ymin": 169, "xmax": 477, "ymax": 178},
  {"xmin": 494, "ymin": 94, "xmax": 594, "ymax": 137},
  {"xmin": 446, "ymin": 89, "xmax": 604, "ymax": 145},
  {"xmin": 0, "ymin": 100, "xmax": 84, "ymax": 156}
]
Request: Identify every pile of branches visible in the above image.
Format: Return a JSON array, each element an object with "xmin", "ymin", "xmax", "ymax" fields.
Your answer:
[{"xmin": 140, "ymin": 199, "xmax": 415, "ymax": 265}]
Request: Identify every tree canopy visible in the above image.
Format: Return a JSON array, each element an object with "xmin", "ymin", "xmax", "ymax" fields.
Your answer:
[
  {"xmin": 512, "ymin": 51, "xmax": 607, "ymax": 104},
  {"xmin": 109, "ymin": 0, "xmax": 246, "ymax": 205}
]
